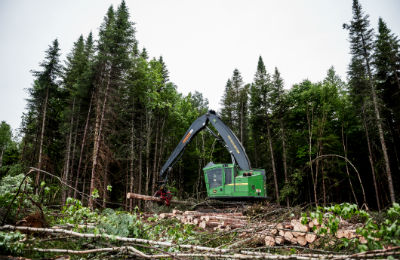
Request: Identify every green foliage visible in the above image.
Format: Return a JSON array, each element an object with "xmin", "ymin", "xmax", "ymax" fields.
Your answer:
[
  {"xmin": 0, "ymin": 173, "xmax": 34, "ymax": 223},
  {"xmin": 0, "ymin": 231, "xmax": 25, "ymax": 255},
  {"xmin": 59, "ymin": 197, "xmax": 99, "ymax": 225},
  {"xmin": 58, "ymin": 198, "xmax": 198, "ymax": 246},
  {"xmin": 302, "ymin": 203, "xmax": 400, "ymax": 251},
  {"xmin": 356, "ymin": 203, "xmax": 400, "ymax": 251}
]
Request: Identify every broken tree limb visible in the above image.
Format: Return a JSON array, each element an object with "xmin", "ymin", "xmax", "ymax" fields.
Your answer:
[{"xmin": 126, "ymin": 192, "xmax": 193, "ymax": 205}]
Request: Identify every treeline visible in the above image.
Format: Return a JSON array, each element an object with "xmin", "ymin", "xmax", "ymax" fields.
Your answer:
[
  {"xmin": 218, "ymin": 0, "xmax": 399, "ymax": 209},
  {"xmin": 0, "ymin": 0, "xmax": 399, "ymax": 210}
]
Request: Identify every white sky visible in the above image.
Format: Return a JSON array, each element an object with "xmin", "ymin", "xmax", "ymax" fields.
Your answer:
[{"xmin": 0, "ymin": 0, "xmax": 399, "ymax": 133}]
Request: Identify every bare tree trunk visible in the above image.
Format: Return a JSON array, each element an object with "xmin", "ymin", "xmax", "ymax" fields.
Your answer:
[
  {"xmin": 156, "ymin": 117, "xmax": 166, "ymax": 191},
  {"xmin": 151, "ymin": 118, "xmax": 159, "ymax": 195},
  {"xmin": 36, "ymin": 86, "xmax": 49, "ymax": 190},
  {"xmin": 102, "ymin": 162, "xmax": 108, "ymax": 208},
  {"xmin": 81, "ymin": 170, "xmax": 87, "ymax": 205},
  {"xmin": 74, "ymin": 93, "xmax": 93, "ymax": 199},
  {"xmin": 306, "ymin": 106, "xmax": 317, "ymax": 205},
  {"xmin": 129, "ymin": 113, "xmax": 135, "ymax": 211},
  {"xmin": 240, "ymin": 102, "xmax": 244, "ymax": 144},
  {"xmin": 362, "ymin": 105, "xmax": 381, "ymax": 210},
  {"xmin": 342, "ymin": 125, "xmax": 359, "ymax": 205},
  {"xmin": 89, "ymin": 67, "xmax": 111, "ymax": 210},
  {"xmin": 144, "ymin": 111, "xmax": 152, "ymax": 196},
  {"xmin": 62, "ymin": 97, "xmax": 76, "ymax": 205},
  {"xmin": 0, "ymin": 148, "xmax": 4, "ymax": 169},
  {"xmin": 362, "ymin": 34, "xmax": 395, "ymax": 203},
  {"xmin": 321, "ymin": 160, "xmax": 326, "ymax": 206},
  {"xmin": 280, "ymin": 120, "xmax": 289, "ymax": 207},
  {"xmin": 138, "ymin": 118, "xmax": 143, "ymax": 208},
  {"xmin": 68, "ymin": 105, "xmax": 80, "ymax": 199},
  {"xmin": 266, "ymin": 116, "xmax": 279, "ymax": 204}
]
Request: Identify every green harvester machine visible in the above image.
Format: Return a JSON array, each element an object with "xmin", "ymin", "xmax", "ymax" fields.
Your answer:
[{"xmin": 158, "ymin": 110, "xmax": 267, "ymax": 202}]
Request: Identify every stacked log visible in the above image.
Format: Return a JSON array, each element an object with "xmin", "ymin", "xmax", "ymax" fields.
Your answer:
[
  {"xmin": 155, "ymin": 211, "xmax": 367, "ymax": 247},
  {"xmin": 158, "ymin": 210, "xmax": 248, "ymax": 231},
  {"xmin": 259, "ymin": 218, "xmax": 367, "ymax": 247}
]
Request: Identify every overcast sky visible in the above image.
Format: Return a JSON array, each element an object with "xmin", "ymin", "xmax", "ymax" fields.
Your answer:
[{"xmin": 0, "ymin": 0, "xmax": 399, "ymax": 133}]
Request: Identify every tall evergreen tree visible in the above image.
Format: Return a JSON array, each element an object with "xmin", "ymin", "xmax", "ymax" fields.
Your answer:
[
  {"xmin": 0, "ymin": 121, "xmax": 12, "ymax": 169},
  {"xmin": 344, "ymin": 0, "xmax": 395, "ymax": 203},
  {"xmin": 22, "ymin": 39, "xmax": 63, "ymax": 188},
  {"xmin": 249, "ymin": 56, "xmax": 279, "ymax": 204},
  {"xmin": 89, "ymin": 1, "xmax": 137, "ymax": 209}
]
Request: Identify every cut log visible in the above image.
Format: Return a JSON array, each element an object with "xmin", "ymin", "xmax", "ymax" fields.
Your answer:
[
  {"xmin": 265, "ymin": 236, "xmax": 276, "ymax": 247},
  {"xmin": 126, "ymin": 193, "xmax": 192, "ymax": 205},
  {"xmin": 275, "ymin": 236, "xmax": 284, "ymax": 245},
  {"xmin": 305, "ymin": 233, "xmax": 317, "ymax": 243},
  {"xmin": 284, "ymin": 231, "xmax": 294, "ymax": 242},
  {"xmin": 172, "ymin": 209, "xmax": 182, "ymax": 216},
  {"xmin": 184, "ymin": 211, "xmax": 243, "ymax": 217},
  {"xmin": 291, "ymin": 219, "xmax": 309, "ymax": 233},
  {"xmin": 200, "ymin": 216, "xmax": 247, "ymax": 221},
  {"xmin": 296, "ymin": 236, "xmax": 307, "ymax": 246}
]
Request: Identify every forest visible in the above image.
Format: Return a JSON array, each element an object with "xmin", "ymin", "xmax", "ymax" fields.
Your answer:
[{"xmin": 0, "ymin": 0, "xmax": 399, "ymax": 259}]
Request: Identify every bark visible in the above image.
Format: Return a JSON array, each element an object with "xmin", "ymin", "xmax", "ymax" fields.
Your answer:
[
  {"xmin": 36, "ymin": 86, "xmax": 49, "ymax": 188},
  {"xmin": 126, "ymin": 192, "xmax": 192, "ymax": 205},
  {"xmin": 144, "ymin": 111, "xmax": 152, "ymax": 196},
  {"xmin": 62, "ymin": 97, "xmax": 75, "ymax": 205},
  {"xmin": 306, "ymin": 105, "xmax": 317, "ymax": 205},
  {"xmin": 0, "ymin": 148, "xmax": 4, "ymax": 169},
  {"xmin": 362, "ymin": 104, "xmax": 381, "ymax": 210},
  {"xmin": 102, "ymin": 162, "xmax": 108, "ymax": 208},
  {"xmin": 89, "ymin": 67, "xmax": 112, "ymax": 209},
  {"xmin": 74, "ymin": 92, "xmax": 93, "ymax": 199},
  {"xmin": 68, "ymin": 105, "xmax": 80, "ymax": 198},
  {"xmin": 280, "ymin": 120, "xmax": 289, "ymax": 207},
  {"xmin": 266, "ymin": 116, "xmax": 279, "ymax": 204},
  {"xmin": 151, "ymin": 117, "xmax": 159, "ymax": 194},
  {"xmin": 138, "ymin": 118, "xmax": 143, "ymax": 208},
  {"xmin": 129, "ymin": 115, "xmax": 135, "ymax": 211},
  {"xmin": 342, "ymin": 125, "xmax": 359, "ymax": 205},
  {"xmin": 361, "ymin": 33, "xmax": 395, "ymax": 203}
]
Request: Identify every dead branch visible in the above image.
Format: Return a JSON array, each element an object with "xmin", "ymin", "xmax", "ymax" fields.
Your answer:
[
  {"xmin": 126, "ymin": 192, "xmax": 193, "ymax": 205},
  {"xmin": 1, "ymin": 225, "xmax": 230, "ymax": 253}
]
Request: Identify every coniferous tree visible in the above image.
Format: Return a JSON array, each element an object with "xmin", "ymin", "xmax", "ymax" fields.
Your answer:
[
  {"xmin": 344, "ymin": 0, "xmax": 395, "ymax": 203},
  {"xmin": 22, "ymin": 39, "xmax": 63, "ymax": 188},
  {"xmin": 249, "ymin": 56, "xmax": 279, "ymax": 204},
  {"xmin": 0, "ymin": 121, "xmax": 12, "ymax": 169},
  {"xmin": 271, "ymin": 67, "xmax": 289, "ymax": 206}
]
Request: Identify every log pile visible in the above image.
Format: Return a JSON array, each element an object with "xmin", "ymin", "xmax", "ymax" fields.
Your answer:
[
  {"xmin": 156, "ymin": 210, "xmax": 368, "ymax": 247},
  {"xmin": 256, "ymin": 218, "xmax": 367, "ymax": 247},
  {"xmin": 159, "ymin": 210, "xmax": 248, "ymax": 231}
]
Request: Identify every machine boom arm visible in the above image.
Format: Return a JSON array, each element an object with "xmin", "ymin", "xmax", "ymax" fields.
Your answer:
[{"xmin": 159, "ymin": 110, "xmax": 251, "ymax": 181}]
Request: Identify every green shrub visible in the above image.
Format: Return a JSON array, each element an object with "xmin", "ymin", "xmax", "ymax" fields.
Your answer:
[
  {"xmin": 0, "ymin": 231, "xmax": 25, "ymax": 255},
  {"xmin": 0, "ymin": 173, "xmax": 34, "ymax": 223}
]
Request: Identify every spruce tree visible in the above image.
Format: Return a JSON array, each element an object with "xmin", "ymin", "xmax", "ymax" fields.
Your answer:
[
  {"xmin": 374, "ymin": 18, "xmax": 400, "ymax": 90},
  {"xmin": 344, "ymin": 0, "xmax": 395, "ymax": 203},
  {"xmin": 23, "ymin": 39, "xmax": 63, "ymax": 188},
  {"xmin": 0, "ymin": 121, "xmax": 12, "ymax": 169},
  {"xmin": 249, "ymin": 56, "xmax": 279, "ymax": 204}
]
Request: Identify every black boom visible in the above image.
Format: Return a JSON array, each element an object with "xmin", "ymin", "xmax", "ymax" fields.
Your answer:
[{"xmin": 159, "ymin": 110, "xmax": 251, "ymax": 182}]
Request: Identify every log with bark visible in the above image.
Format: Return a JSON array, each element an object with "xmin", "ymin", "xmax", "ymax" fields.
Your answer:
[{"xmin": 126, "ymin": 192, "xmax": 193, "ymax": 205}]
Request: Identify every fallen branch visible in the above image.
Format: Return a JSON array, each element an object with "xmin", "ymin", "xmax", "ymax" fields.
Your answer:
[
  {"xmin": 1, "ymin": 225, "xmax": 230, "ymax": 253},
  {"xmin": 29, "ymin": 246, "xmax": 398, "ymax": 260},
  {"xmin": 4, "ymin": 225, "xmax": 399, "ymax": 259},
  {"xmin": 126, "ymin": 192, "xmax": 193, "ymax": 205}
]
